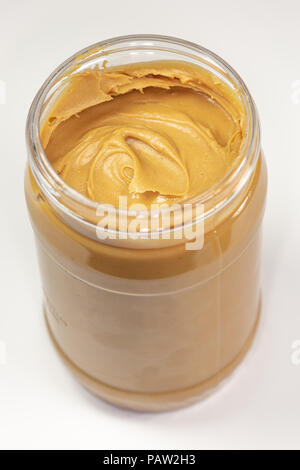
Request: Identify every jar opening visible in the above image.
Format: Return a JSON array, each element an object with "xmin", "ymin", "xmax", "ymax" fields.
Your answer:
[{"xmin": 26, "ymin": 34, "xmax": 260, "ymax": 236}]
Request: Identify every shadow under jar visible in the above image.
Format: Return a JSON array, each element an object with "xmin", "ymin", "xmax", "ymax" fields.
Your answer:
[{"xmin": 25, "ymin": 35, "xmax": 267, "ymax": 411}]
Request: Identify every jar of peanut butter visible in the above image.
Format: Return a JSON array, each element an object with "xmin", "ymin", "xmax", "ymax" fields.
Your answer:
[{"xmin": 25, "ymin": 35, "xmax": 267, "ymax": 411}]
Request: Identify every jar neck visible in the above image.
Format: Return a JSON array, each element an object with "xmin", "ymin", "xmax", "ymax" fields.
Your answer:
[{"xmin": 26, "ymin": 35, "xmax": 260, "ymax": 245}]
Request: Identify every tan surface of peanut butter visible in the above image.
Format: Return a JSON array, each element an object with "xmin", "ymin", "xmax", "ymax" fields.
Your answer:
[
  {"xmin": 26, "ymin": 59, "xmax": 266, "ymax": 410},
  {"xmin": 42, "ymin": 61, "xmax": 246, "ymax": 207}
]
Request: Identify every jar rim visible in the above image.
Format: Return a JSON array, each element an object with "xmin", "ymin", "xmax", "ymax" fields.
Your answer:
[{"xmin": 26, "ymin": 34, "xmax": 260, "ymax": 225}]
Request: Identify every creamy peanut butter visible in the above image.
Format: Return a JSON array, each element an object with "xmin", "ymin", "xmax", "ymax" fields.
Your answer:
[
  {"xmin": 42, "ymin": 61, "xmax": 246, "ymax": 207},
  {"xmin": 26, "ymin": 47, "xmax": 267, "ymax": 411}
]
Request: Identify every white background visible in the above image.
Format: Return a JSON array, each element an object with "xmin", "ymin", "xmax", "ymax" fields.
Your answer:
[{"xmin": 0, "ymin": 0, "xmax": 300, "ymax": 450}]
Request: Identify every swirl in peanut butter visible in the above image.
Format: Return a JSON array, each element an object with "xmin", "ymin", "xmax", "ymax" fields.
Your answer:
[{"xmin": 42, "ymin": 61, "xmax": 246, "ymax": 207}]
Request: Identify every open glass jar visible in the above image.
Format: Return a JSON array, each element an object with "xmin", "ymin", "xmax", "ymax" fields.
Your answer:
[{"xmin": 25, "ymin": 35, "xmax": 267, "ymax": 411}]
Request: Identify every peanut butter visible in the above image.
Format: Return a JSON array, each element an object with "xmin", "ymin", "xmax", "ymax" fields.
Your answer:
[
  {"xmin": 25, "ymin": 45, "xmax": 267, "ymax": 411},
  {"xmin": 42, "ymin": 61, "xmax": 245, "ymax": 207}
]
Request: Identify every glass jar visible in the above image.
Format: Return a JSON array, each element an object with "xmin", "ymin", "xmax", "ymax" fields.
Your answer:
[{"xmin": 25, "ymin": 35, "xmax": 267, "ymax": 411}]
